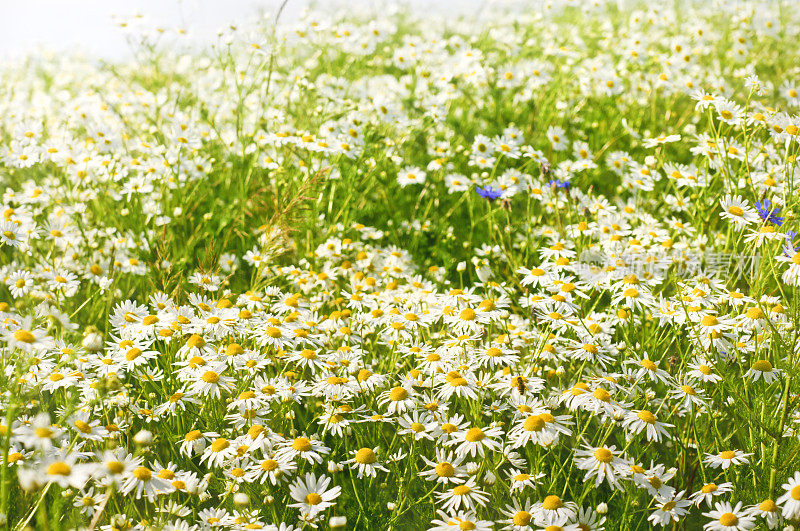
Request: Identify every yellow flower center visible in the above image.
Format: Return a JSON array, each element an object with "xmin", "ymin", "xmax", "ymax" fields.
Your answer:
[
  {"xmin": 640, "ymin": 359, "xmax": 656, "ymax": 371},
  {"xmin": 46, "ymin": 462, "xmax": 72, "ymax": 476},
  {"xmin": 201, "ymin": 371, "xmax": 220, "ymax": 383},
  {"xmin": 523, "ymin": 415, "xmax": 546, "ymax": 432},
  {"xmin": 593, "ymin": 388, "xmax": 611, "ymax": 401},
  {"xmin": 759, "ymin": 499, "xmax": 777, "ymax": 511},
  {"xmin": 292, "ymin": 437, "xmax": 312, "ymax": 452},
  {"xmin": 13, "ymin": 330, "xmax": 36, "ymax": 343},
  {"xmin": 186, "ymin": 334, "xmax": 206, "ymax": 348},
  {"xmin": 390, "ymin": 387, "xmax": 409, "ymax": 401},
  {"xmin": 701, "ymin": 315, "xmax": 719, "ymax": 327},
  {"xmin": 305, "ymin": 493, "xmax": 323, "ymax": 505},
  {"xmin": 256, "ymin": 459, "xmax": 278, "ymax": 473},
  {"xmin": 637, "ymin": 410, "xmax": 656, "ymax": 424},
  {"xmin": 752, "ymin": 360, "xmax": 773, "ymax": 372},
  {"xmin": 542, "ymin": 495, "xmax": 563, "ymax": 510},
  {"xmin": 513, "ymin": 512, "xmax": 532, "ymax": 526},
  {"xmin": 465, "ymin": 427, "xmax": 485, "ymax": 442},
  {"xmin": 133, "ymin": 466, "xmax": 152, "ymax": 481},
  {"xmin": 185, "ymin": 429, "xmax": 202, "ymax": 441},
  {"xmin": 459, "ymin": 308, "xmax": 476, "ymax": 321},
  {"xmin": 74, "ymin": 420, "xmax": 92, "ymax": 433},
  {"xmin": 355, "ymin": 448, "xmax": 377, "ymax": 464},
  {"xmin": 452, "ymin": 485, "xmax": 471, "ymax": 496},
  {"xmin": 594, "ymin": 448, "xmax": 613, "ymax": 463},
  {"xmin": 436, "ymin": 462, "xmax": 455, "ymax": 477},
  {"xmin": 211, "ymin": 438, "xmax": 230, "ymax": 452}
]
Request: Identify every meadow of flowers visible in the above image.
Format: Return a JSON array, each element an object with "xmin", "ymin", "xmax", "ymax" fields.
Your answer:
[{"xmin": 2, "ymin": 0, "xmax": 800, "ymax": 529}]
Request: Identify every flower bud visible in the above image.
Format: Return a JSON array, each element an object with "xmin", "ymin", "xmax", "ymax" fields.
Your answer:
[
  {"xmin": 596, "ymin": 502, "xmax": 608, "ymax": 514},
  {"xmin": 82, "ymin": 329, "xmax": 103, "ymax": 352},
  {"xmin": 133, "ymin": 430, "xmax": 153, "ymax": 446}
]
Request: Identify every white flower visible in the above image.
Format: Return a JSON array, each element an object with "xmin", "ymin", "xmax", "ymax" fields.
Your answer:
[
  {"xmin": 397, "ymin": 166, "xmax": 427, "ymax": 187},
  {"xmin": 702, "ymin": 501, "xmax": 756, "ymax": 530},
  {"xmin": 288, "ymin": 473, "xmax": 341, "ymax": 517},
  {"xmin": 776, "ymin": 471, "xmax": 800, "ymax": 520}
]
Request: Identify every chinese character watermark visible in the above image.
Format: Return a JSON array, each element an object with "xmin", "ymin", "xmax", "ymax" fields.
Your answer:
[{"xmin": 576, "ymin": 250, "xmax": 760, "ymax": 280}]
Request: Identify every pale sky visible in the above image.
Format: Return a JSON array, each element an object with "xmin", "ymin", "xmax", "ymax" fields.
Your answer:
[
  {"xmin": 0, "ymin": 0, "xmax": 487, "ymax": 60},
  {"xmin": 0, "ymin": 0, "xmax": 302, "ymax": 60}
]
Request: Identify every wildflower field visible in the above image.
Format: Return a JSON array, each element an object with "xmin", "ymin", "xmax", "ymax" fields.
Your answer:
[{"xmin": 3, "ymin": 0, "xmax": 800, "ymax": 529}]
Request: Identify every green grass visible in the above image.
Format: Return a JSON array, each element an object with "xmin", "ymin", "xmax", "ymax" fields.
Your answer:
[{"xmin": 1, "ymin": 1, "xmax": 800, "ymax": 530}]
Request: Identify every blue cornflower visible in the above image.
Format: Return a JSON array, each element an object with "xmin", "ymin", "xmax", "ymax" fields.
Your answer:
[
  {"xmin": 755, "ymin": 198, "xmax": 784, "ymax": 226},
  {"xmin": 783, "ymin": 231, "xmax": 799, "ymax": 257},
  {"xmin": 476, "ymin": 186, "xmax": 504, "ymax": 201},
  {"xmin": 548, "ymin": 179, "xmax": 569, "ymax": 190}
]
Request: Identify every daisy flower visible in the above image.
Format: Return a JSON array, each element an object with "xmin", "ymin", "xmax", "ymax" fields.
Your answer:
[
  {"xmin": 749, "ymin": 498, "xmax": 779, "ymax": 529},
  {"xmin": 190, "ymin": 364, "xmax": 236, "ymax": 398},
  {"xmin": 276, "ymin": 435, "xmax": 330, "ymax": 464},
  {"xmin": 246, "ymin": 452, "xmax": 296, "ymax": 485},
  {"xmin": 288, "ymin": 473, "xmax": 341, "ymax": 517},
  {"xmin": 419, "ymin": 450, "xmax": 468, "ymax": 485},
  {"xmin": 500, "ymin": 498, "xmax": 536, "ymax": 530},
  {"xmin": 704, "ymin": 450, "xmax": 751, "ymax": 470},
  {"xmin": 40, "ymin": 451, "xmax": 92, "ymax": 489},
  {"xmin": 719, "ymin": 195, "xmax": 759, "ymax": 228},
  {"xmin": 745, "ymin": 359, "xmax": 780, "ymax": 383},
  {"xmin": 622, "ymin": 409, "xmax": 673, "ymax": 442},
  {"xmin": 199, "ymin": 437, "xmax": 238, "ymax": 468},
  {"xmin": 574, "ymin": 444, "xmax": 626, "ymax": 489},
  {"xmin": 343, "ymin": 447, "xmax": 389, "ymax": 478},
  {"xmin": 447, "ymin": 425, "xmax": 503, "ymax": 458},
  {"xmin": 120, "ymin": 465, "xmax": 170, "ymax": 502},
  {"xmin": 648, "ymin": 491, "xmax": 691, "ymax": 527},
  {"xmin": 687, "ymin": 358, "xmax": 722, "ymax": 383},
  {"xmin": 397, "ymin": 166, "xmax": 427, "ymax": 187},
  {"xmin": 691, "ymin": 482, "xmax": 734, "ymax": 508},
  {"xmin": 429, "ymin": 510, "xmax": 494, "ymax": 531},
  {"xmin": 776, "ymin": 471, "xmax": 800, "ymax": 519},
  {"xmin": 702, "ymin": 501, "xmax": 756, "ymax": 530},
  {"xmin": 629, "ymin": 462, "xmax": 676, "ymax": 499},
  {"xmin": 507, "ymin": 469, "xmax": 545, "ymax": 493},
  {"xmin": 435, "ymin": 477, "xmax": 489, "ymax": 513},
  {"xmin": 532, "ymin": 495, "xmax": 578, "ymax": 526},
  {"xmin": 379, "ymin": 384, "xmax": 417, "ymax": 414}
]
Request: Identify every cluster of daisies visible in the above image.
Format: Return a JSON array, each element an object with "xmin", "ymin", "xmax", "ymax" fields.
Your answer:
[{"xmin": 2, "ymin": 0, "xmax": 800, "ymax": 529}]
